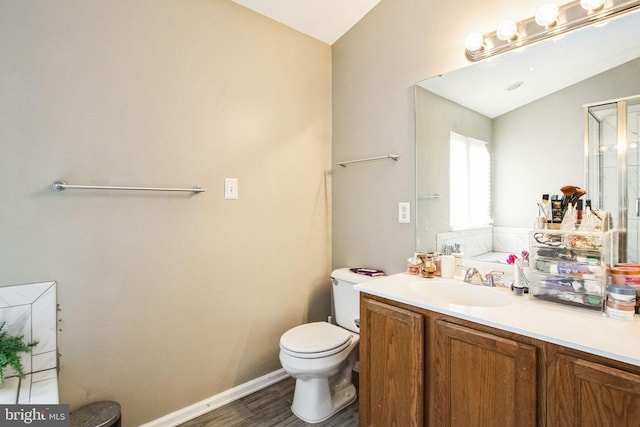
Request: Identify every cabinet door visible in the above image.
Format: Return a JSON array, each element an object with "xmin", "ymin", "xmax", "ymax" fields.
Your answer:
[
  {"xmin": 549, "ymin": 354, "xmax": 640, "ymax": 426},
  {"xmin": 360, "ymin": 297, "xmax": 424, "ymax": 427},
  {"xmin": 434, "ymin": 320, "xmax": 538, "ymax": 427}
]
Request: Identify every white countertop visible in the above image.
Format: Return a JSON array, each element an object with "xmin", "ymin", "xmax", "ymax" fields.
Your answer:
[{"xmin": 355, "ymin": 273, "xmax": 640, "ymax": 367}]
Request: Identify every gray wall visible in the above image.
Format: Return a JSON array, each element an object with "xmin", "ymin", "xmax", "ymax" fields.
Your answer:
[
  {"xmin": 0, "ymin": 1, "xmax": 330, "ymax": 425},
  {"xmin": 415, "ymin": 88, "xmax": 493, "ymax": 252},
  {"xmin": 493, "ymin": 57, "xmax": 640, "ymax": 226},
  {"xmin": 332, "ymin": 0, "xmax": 544, "ymax": 273}
]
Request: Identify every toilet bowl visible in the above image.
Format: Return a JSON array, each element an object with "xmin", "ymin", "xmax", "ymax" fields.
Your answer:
[
  {"xmin": 279, "ymin": 321, "xmax": 359, "ymax": 423},
  {"xmin": 279, "ymin": 268, "xmax": 378, "ymax": 423}
]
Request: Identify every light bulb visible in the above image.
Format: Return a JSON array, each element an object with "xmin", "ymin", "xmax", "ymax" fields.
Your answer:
[
  {"xmin": 496, "ymin": 20, "xmax": 518, "ymax": 41},
  {"xmin": 580, "ymin": 0, "xmax": 605, "ymax": 11},
  {"xmin": 536, "ymin": 4, "xmax": 559, "ymax": 27},
  {"xmin": 465, "ymin": 32, "xmax": 485, "ymax": 52}
]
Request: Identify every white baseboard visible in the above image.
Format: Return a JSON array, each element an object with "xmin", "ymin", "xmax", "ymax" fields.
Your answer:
[{"xmin": 140, "ymin": 368, "xmax": 290, "ymax": 427}]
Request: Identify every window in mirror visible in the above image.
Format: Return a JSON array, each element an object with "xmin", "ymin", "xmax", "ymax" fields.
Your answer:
[{"xmin": 449, "ymin": 131, "xmax": 492, "ymax": 230}]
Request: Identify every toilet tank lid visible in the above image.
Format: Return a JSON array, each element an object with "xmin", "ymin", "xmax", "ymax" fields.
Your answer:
[{"xmin": 331, "ymin": 267, "xmax": 384, "ymax": 284}]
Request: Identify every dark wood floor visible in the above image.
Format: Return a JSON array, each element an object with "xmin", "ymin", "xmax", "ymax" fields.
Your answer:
[{"xmin": 179, "ymin": 375, "xmax": 359, "ymax": 427}]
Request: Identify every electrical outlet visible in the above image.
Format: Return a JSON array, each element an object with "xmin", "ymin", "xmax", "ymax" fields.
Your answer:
[
  {"xmin": 398, "ymin": 202, "xmax": 410, "ymax": 223},
  {"xmin": 224, "ymin": 178, "xmax": 238, "ymax": 200}
]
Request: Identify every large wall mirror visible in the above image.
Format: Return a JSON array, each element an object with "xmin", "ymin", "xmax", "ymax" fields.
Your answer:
[{"xmin": 415, "ymin": 9, "xmax": 640, "ymax": 261}]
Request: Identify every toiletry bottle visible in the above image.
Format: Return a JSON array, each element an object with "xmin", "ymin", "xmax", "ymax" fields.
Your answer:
[
  {"xmin": 551, "ymin": 195, "xmax": 563, "ymax": 224},
  {"xmin": 421, "ymin": 253, "xmax": 437, "ymax": 278},
  {"xmin": 576, "ymin": 199, "xmax": 583, "ymax": 225},
  {"xmin": 407, "ymin": 256, "xmax": 423, "ymax": 276},
  {"xmin": 541, "ymin": 194, "xmax": 552, "ymax": 222}
]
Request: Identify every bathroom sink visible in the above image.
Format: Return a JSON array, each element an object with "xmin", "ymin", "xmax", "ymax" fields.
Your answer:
[{"xmin": 408, "ymin": 281, "xmax": 513, "ymax": 308}]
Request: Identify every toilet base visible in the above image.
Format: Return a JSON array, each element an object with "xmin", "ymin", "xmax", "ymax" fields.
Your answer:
[{"xmin": 291, "ymin": 378, "xmax": 356, "ymax": 424}]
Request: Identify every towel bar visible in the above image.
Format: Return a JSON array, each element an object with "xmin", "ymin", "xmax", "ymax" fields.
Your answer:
[{"xmin": 51, "ymin": 180, "xmax": 204, "ymax": 194}]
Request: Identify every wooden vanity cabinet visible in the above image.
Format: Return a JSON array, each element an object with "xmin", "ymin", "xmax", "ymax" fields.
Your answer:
[
  {"xmin": 359, "ymin": 297, "xmax": 425, "ymax": 426},
  {"xmin": 359, "ymin": 293, "xmax": 640, "ymax": 427},
  {"xmin": 359, "ymin": 294, "xmax": 540, "ymax": 427},
  {"xmin": 433, "ymin": 319, "xmax": 538, "ymax": 427},
  {"xmin": 545, "ymin": 344, "xmax": 640, "ymax": 427}
]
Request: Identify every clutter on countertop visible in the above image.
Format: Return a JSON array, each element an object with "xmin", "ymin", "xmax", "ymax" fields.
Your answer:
[
  {"xmin": 529, "ymin": 186, "xmax": 632, "ymax": 313},
  {"xmin": 537, "ymin": 186, "xmax": 611, "ymax": 232}
]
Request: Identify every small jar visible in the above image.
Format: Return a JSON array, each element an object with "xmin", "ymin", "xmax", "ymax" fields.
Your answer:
[
  {"xmin": 407, "ymin": 257, "xmax": 423, "ymax": 276},
  {"xmin": 607, "ymin": 285, "xmax": 637, "ymax": 302},
  {"xmin": 606, "ymin": 297, "xmax": 635, "ymax": 321}
]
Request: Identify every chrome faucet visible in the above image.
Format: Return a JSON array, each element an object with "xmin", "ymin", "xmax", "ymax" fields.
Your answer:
[
  {"xmin": 463, "ymin": 267, "xmax": 483, "ymax": 285},
  {"xmin": 463, "ymin": 268, "xmax": 503, "ymax": 287}
]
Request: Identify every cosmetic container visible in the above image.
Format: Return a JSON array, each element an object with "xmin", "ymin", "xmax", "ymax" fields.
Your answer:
[
  {"xmin": 606, "ymin": 297, "xmax": 635, "ymax": 320},
  {"xmin": 407, "ymin": 256, "xmax": 423, "ymax": 276},
  {"xmin": 607, "ymin": 284, "xmax": 637, "ymax": 302}
]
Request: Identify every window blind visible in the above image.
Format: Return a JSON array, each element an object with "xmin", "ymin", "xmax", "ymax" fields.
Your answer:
[{"xmin": 449, "ymin": 131, "xmax": 492, "ymax": 230}]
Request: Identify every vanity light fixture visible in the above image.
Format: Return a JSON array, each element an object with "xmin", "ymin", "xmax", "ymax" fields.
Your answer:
[
  {"xmin": 535, "ymin": 3, "xmax": 560, "ymax": 27},
  {"xmin": 464, "ymin": 32, "xmax": 485, "ymax": 52},
  {"xmin": 465, "ymin": 0, "xmax": 640, "ymax": 61},
  {"xmin": 496, "ymin": 20, "xmax": 519, "ymax": 41},
  {"xmin": 580, "ymin": 0, "xmax": 606, "ymax": 10}
]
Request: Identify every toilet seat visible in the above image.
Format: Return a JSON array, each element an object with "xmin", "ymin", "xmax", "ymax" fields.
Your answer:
[{"xmin": 280, "ymin": 322, "xmax": 353, "ymax": 359}]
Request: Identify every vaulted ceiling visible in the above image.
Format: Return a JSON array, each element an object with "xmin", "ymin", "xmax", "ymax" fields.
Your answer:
[{"xmin": 230, "ymin": 0, "xmax": 381, "ymax": 45}]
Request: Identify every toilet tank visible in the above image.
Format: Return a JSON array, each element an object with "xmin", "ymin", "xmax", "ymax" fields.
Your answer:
[{"xmin": 331, "ymin": 268, "xmax": 379, "ymax": 333}]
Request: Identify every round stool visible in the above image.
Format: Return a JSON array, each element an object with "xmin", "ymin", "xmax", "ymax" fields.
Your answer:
[{"xmin": 70, "ymin": 401, "xmax": 121, "ymax": 427}]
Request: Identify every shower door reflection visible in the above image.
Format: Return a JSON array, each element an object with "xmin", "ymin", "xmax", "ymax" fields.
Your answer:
[{"xmin": 586, "ymin": 95, "xmax": 640, "ymax": 262}]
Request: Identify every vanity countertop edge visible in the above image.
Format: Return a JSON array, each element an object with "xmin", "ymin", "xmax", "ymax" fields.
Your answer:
[{"xmin": 355, "ymin": 272, "xmax": 640, "ymax": 367}]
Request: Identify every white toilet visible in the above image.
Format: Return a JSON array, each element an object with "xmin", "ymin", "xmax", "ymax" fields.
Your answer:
[{"xmin": 279, "ymin": 268, "xmax": 377, "ymax": 423}]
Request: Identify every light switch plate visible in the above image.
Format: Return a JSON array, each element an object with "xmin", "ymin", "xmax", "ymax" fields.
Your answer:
[
  {"xmin": 398, "ymin": 202, "xmax": 410, "ymax": 223},
  {"xmin": 225, "ymin": 178, "xmax": 238, "ymax": 200}
]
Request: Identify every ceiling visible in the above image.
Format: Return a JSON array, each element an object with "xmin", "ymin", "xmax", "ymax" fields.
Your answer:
[{"xmin": 231, "ymin": 0, "xmax": 381, "ymax": 45}]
